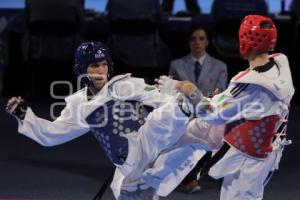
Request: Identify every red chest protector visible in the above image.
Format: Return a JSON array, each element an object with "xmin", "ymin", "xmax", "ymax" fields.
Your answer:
[{"xmin": 224, "ymin": 115, "xmax": 280, "ymax": 158}]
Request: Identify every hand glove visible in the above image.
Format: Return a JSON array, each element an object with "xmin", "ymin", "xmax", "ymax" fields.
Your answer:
[
  {"xmin": 5, "ymin": 96, "xmax": 28, "ymax": 120},
  {"xmin": 175, "ymin": 81, "xmax": 214, "ymax": 117},
  {"xmin": 175, "ymin": 81, "xmax": 204, "ymax": 106},
  {"xmin": 154, "ymin": 75, "xmax": 178, "ymax": 96}
]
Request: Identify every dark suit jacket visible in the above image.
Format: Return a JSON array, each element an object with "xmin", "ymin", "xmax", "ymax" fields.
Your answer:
[{"xmin": 169, "ymin": 53, "xmax": 228, "ymax": 96}]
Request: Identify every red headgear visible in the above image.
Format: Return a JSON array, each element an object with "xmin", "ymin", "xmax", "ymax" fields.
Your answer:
[{"xmin": 239, "ymin": 15, "xmax": 277, "ymax": 60}]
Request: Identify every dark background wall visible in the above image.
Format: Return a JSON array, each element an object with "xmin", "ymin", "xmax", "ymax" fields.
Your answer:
[{"xmin": 0, "ymin": 0, "xmax": 299, "ymax": 102}]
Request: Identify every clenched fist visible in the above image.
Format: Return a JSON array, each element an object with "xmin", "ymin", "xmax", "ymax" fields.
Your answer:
[
  {"xmin": 5, "ymin": 96, "xmax": 28, "ymax": 120},
  {"xmin": 175, "ymin": 81, "xmax": 204, "ymax": 105}
]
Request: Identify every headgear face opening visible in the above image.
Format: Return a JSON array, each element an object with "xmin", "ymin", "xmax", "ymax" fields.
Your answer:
[
  {"xmin": 239, "ymin": 15, "xmax": 277, "ymax": 60},
  {"xmin": 73, "ymin": 41, "xmax": 113, "ymax": 86}
]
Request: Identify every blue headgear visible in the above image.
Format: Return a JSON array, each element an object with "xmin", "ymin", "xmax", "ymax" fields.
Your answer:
[{"xmin": 74, "ymin": 41, "xmax": 113, "ymax": 86}]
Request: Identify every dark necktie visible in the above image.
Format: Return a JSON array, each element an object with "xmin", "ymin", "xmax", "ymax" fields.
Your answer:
[{"xmin": 194, "ymin": 61, "xmax": 201, "ymax": 82}]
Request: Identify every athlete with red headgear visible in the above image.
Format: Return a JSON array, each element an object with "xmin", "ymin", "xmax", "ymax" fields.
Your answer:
[{"xmin": 170, "ymin": 15, "xmax": 295, "ymax": 199}]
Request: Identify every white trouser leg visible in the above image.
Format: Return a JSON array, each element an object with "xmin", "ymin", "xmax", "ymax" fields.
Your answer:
[
  {"xmin": 220, "ymin": 151, "xmax": 277, "ymax": 200},
  {"xmin": 220, "ymin": 173, "xmax": 239, "ymax": 200},
  {"xmin": 115, "ymin": 102, "xmax": 190, "ymax": 199},
  {"xmin": 118, "ymin": 188, "xmax": 159, "ymax": 200}
]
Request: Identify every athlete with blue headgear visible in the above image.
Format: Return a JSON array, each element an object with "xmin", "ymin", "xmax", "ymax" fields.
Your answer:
[
  {"xmin": 71, "ymin": 41, "xmax": 114, "ymax": 99},
  {"xmin": 5, "ymin": 41, "xmax": 217, "ymax": 200}
]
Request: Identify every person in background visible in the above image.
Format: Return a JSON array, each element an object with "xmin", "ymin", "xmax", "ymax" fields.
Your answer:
[{"xmin": 168, "ymin": 25, "xmax": 228, "ymax": 193}]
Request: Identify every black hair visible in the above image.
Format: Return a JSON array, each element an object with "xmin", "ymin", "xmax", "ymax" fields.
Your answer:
[{"xmin": 188, "ymin": 25, "xmax": 210, "ymax": 41}]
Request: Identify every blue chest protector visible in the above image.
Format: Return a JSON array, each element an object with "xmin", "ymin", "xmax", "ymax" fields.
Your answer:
[{"xmin": 85, "ymin": 100, "xmax": 152, "ymax": 165}]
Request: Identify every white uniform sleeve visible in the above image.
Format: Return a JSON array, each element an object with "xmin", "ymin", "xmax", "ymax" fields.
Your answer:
[
  {"xmin": 187, "ymin": 119, "xmax": 225, "ymax": 149},
  {"xmin": 17, "ymin": 102, "xmax": 90, "ymax": 147},
  {"xmin": 198, "ymin": 83, "xmax": 278, "ymax": 125},
  {"xmin": 113, "ymin": 77, "xmax": 174, "ymax": 108}
]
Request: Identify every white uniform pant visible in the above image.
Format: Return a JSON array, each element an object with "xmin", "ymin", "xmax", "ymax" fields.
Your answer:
[
  {"xmin": 111, "ymin": 101, "xmax": 208, "ymax": 199},
  {"xmin": 209, "ymin": 147, "xmax": 277, "ymax": 200}
]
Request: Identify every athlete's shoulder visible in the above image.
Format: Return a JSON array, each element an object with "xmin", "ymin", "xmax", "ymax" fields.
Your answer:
[
  {"xmin": 65, "ymin": 88, "xmax": 86, "ymax": 105},
  {"xmin": 112, "ymin": 74, "xmax": 146, "ymax": 87},
  {"xmin": 228, "ymin": 82, "xmax": 251, "ymax": 97},
  {"xmin": 269, "ymin": 53, "xmax": 288, "ymax": 62},
  {"xmin": 269, "ymin": 52, "xmax": 286, "ymax": 58}
]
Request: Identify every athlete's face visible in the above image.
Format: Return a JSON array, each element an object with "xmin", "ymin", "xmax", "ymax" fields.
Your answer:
[{"xmin": 86, "ymin": 60, "xmax": 109, "ymax": 91}]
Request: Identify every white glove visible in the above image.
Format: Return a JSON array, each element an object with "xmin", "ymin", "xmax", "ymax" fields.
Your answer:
[{"xmin": 155, "ymin": 75, "xmax": 178, "ymax": 96}]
